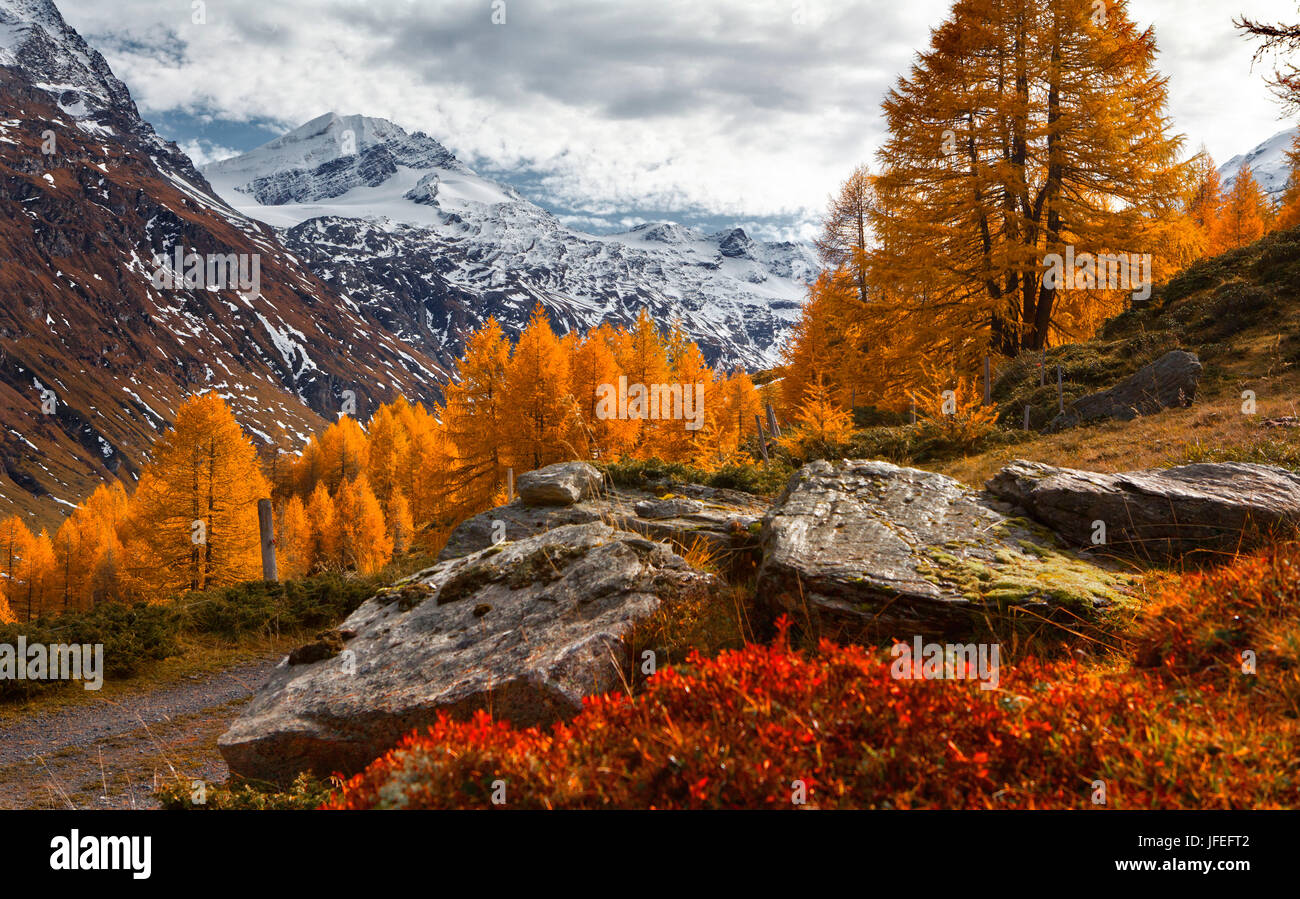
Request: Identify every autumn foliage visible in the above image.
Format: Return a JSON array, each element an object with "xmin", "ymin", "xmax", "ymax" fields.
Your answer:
[
  {"xmin": 326, "ymin": 543, "xmax": 1300, "ymax": 810},
  {"xmin": 779, "ymin": 0, "xmax": 1300, "ymax": 425},
  {"xmin": 0, "ymin": 304, "xmax": 761, "ymax": 614}
]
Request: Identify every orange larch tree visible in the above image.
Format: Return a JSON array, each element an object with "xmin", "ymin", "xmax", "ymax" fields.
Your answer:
[{"xmin": 120, "ymin": 392, "xmax": 269, "ymax": 599}]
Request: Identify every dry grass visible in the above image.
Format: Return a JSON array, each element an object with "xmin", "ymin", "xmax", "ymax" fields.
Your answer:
[{"xmin": 938, "ymin": 389, "xmax": 1300, "ymax": 488}]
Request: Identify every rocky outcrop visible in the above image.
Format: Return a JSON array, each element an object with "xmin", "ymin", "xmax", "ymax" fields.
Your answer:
[
  {"xmin": 439, "ymin": 463, "xmax": 765, "ymax": 565},
  {"xmin": 986, "ymin": 459, "xmax": 1300, "ymax": 558},
  {"xmin": 1046, "ymin": 350, "xmax": 1201, "ymax": 432},
  {"xmin": 219, "ymin": 522, "xmax": 721, "ymax": 783},
  {"xmin": 756, "ymin": 460, "xmax": 1130, "ymax": 642},
  {"xmin": 516, "ymin": 461, "xmax": 604, "ymax": 505}
]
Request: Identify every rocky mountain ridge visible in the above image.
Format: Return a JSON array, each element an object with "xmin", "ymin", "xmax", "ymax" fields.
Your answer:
[{"xmin": 203, "ymin": 113, "xmax": 820, "ymax": 371}]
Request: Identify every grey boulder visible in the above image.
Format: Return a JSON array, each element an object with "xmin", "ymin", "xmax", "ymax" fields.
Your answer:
[
  {"xmin": 516, "ymin": 461, "xmax": 604, "ymax": 505},
  {"xmin": 439, "ymin": 475, "xmax": 764, "ymax": 565},
  {"xmin": 986, "ymin": 459, "xmax": 1300, "ymax": 558},
  {"xmin": 1047, "ymin": 350, "xmax": 1201, "ymax": 432},
  {"xmin": 756, "ymin": 459, "xmax": 1130, "ymax": 642},
  {"xmin": 219, "ymin": 522, "xmax": 720, "ymax": 783}
]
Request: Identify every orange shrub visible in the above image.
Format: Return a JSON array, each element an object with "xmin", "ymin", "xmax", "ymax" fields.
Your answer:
[{"xmin": 1132, "ymin": 544, "xmax": 1300, "ymax": 713}]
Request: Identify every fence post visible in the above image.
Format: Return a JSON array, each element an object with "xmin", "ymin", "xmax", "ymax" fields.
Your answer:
[
  {"xmin": 257, "ymin": 498, "xmax": 278, "ymax": 583},
  {"xmin": 1057, "ymin": 364, "xmax": 1064, "ymax": 413},
  {"xmin": 1023, "ymin": 405, "xmax": 1031, "ymax": 432},
  {"xmin": 765, "ymin": 403, "xmax": 782, "ymax": 439},
  {"xmin": 754, "ymin": 414, "xmax": 770, "ymax": 462},
  {"xmin": 507, "ymin": 468, "xmax": 515, "ymax": 502}
]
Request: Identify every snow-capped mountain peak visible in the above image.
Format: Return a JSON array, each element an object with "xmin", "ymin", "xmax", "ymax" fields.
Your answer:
[
  {"xmin": 205, "ymin": 112, "xmax": 470, "ymax": 195},
  {"xmin": 203, "ymin": 114, "xmax": 820, "ymax": 369}
]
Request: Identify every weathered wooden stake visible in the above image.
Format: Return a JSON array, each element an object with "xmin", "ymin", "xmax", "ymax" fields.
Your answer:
[
  {"xmin": 1057, "ymin": 364, "xmax": 1064, "ymax": 413},
  {"xmin": 754, "ymin": 414, "xmax": 769, "ymax": 462},
  {"xmin": 1023, "ymin": 405, "xmax": 1031, "ymax": 431},
  {"xmin": 765, "ymin": 403, "xmax": 782, "ymax": 439},
  {"xmin": 507, "ymin": 467, "xmax": 515, "ymax": 502},
  {"xmin": 257, "ymin": 498, "xmax": 278, "ymax": 583}
]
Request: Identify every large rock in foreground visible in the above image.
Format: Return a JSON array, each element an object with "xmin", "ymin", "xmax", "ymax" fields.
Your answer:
[
  {"xmin": 1046, "ymin": 350, "xmax": 1201, "ymax": 432},
  {"xmin": 756, "ymin": 460, "xmax": 1130, "ymax": 642},
  {"xmin": 219, "ymin": 523, "xmax": 720, "ymax": 783},
  {"xmin": 986, "ymin": 459, "xmax": 1300, "ymax": 559}
]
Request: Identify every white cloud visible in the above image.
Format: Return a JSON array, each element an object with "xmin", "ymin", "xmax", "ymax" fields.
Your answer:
[
  {"xmin": 55, "ymin": 0, "xmax": 1300, "ymax": 228},
  {"xmin": 177, "ymin": 137, "xmax": 239, "ymax": 167}
]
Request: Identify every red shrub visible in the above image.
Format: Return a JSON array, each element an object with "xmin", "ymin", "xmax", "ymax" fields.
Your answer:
[{"xmin": 326, "ymin": 606, "xmax": 1299, "ymax": 809}]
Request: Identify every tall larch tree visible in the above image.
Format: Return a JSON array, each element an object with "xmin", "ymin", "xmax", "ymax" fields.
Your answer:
[
  {"xmin": 1216, "ymin": 165, "xmax": 1272, "ymax": 250},
  {"xmin": 364, "ymin": 402, "xmax": 409, "ymax": 509},
  {"xmin": 334, "ymin": 476, "xmax": 393, "ymax": 574},
  {"xmin": 871, "ymin": 0, "xmax": 1187, "ymax": 361},
  {"xmin": 501, "ymin": 305, "xmax": 575, "ymax": 471},
  {"xmin": 815, "ymin": 164, "xmax": 876, "ymax": 304},
  {"xmin": 568, "ymin": 324, "xmax": 635, "ymax": 459},
  {"xmin": 121, "ymin": 393, "xmax": 269, "ymax": 598},
  {"xmin": 317, "ymin": 416, "xmax": 369, "ymax": 493},
  {"xmin": 276, "ymin": 494, "xmax": 314, "ymax": 579},
  {"xmin": 305, "ymin": 481, "xmax": 339, "ymax": 571},
  {"xmin": 613, "ymin": 310, "xmax": 672, "ymax": 457},
  {"xmin": 21, "ymin": 529, "xmax": 54, "ymax": 620},
  {"xmin": 0, "ymin": 515, "xmax": 33, "ymax": 608},
  {"xmin": 1276, "ymin": 131, "xmax": 1300, "ymax": 231},
  {"xmin": 445, "ymin": 317, "xmax": 512, "ymax": 513}
]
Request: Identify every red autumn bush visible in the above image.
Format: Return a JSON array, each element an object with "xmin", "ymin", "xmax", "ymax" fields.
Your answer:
[
  {"xmin": 326, "ymin": 594, "xmax": 1300, "ymax": 809},
  {"xmin": 1132, "ymin": 544, "xmax": 1300, "ymax": 707}
]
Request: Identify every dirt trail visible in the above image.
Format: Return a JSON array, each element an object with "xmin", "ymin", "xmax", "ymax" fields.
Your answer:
[{"xmin": 0, "ymin": 655, "xmax": 280, "ymax": 809}]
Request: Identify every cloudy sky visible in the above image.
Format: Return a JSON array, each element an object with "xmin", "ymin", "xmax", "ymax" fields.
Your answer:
[{"xmin": 57, "ymin": 0, "xmax": 1300, "ymax": 240}]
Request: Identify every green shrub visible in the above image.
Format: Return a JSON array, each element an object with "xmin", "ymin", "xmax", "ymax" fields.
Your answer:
[
  {"xmin": 178, "ymin": 574, "xmax": 378, "ymax": 640},
  {"xmin": 0, "ymin": 602, "xmax": 182, "ymax": 700}
]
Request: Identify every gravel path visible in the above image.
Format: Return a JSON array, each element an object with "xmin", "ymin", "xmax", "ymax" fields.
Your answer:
[{"xmin": 0, "ymin": 655, "xmax": 281, "ymax": 809}]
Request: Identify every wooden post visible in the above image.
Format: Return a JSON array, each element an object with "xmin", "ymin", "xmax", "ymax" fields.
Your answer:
[
  {"xmin": 983, "ymin": 355, "xmax": 991, "ymax": 405},
  {"xmin": 257, "ymin": 499, "xmax": 278, "ymax": 583},
  {"xmin": 765, "ymin": 403, "xmax": 782, "ymax": 439},
  {"xmin": 1023, "ymin": 405, "xmax": 1031, "ymax": 431},
  {"xmin": 754, "ymin": 414, "xmax": 770, "ymax": 462},
  {"xmin": 507, "ymin": 468, "xmax": 515, "ymax": 502},
  {"xmin": 1057, "ymin": 364, "xmax": 1064, "ymax": 413}
]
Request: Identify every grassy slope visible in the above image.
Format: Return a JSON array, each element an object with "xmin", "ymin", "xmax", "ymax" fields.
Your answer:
[{"xmin": 941, "ymin": 226, "xmax": 1300, "ymax": 486}]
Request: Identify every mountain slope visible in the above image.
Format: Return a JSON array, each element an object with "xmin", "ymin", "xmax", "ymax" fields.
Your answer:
[
  {"xmin": 203, "ymin": 113, "xmax": 819, "ymax": 371},
  {"xmin": 0, "ymin": 1, "xmax": 447, "ymax": 528}
]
